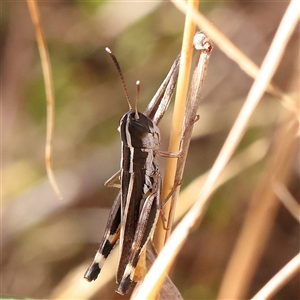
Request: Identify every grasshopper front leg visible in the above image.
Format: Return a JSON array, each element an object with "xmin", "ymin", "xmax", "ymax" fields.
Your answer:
[{"xmin": 116, "ymin": 172, "xmax": 162, "ymax": 295}]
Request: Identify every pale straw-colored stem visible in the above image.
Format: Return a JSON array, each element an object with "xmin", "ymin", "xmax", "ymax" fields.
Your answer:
[
  {"xmin": 251, "ymin": 253, "xmax": 300, "ymax": 300},
  {"xmin": 135, "ymin": 1, "xmax": 299, "ymax": 298},
  {"xmin": 153, "ymin": 0, "xmax": 199, "ymax": 252},
  {"xmin": 170, "ymin": 0, "xmax": 298, "ymax": 117}
]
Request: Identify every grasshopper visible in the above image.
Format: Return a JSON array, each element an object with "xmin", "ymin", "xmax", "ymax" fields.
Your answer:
[{"xmin": 84, "ymin": 48, "xmax": 180, "ymax": 295}]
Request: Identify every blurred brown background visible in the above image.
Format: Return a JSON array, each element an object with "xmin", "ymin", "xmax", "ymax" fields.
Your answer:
[{"xmin": 2, "ymin": 1, "xmax": 299, "ymax": 299}]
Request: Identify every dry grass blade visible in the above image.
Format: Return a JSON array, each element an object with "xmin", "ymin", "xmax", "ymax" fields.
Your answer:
[
  {"xmin": 251, "ymin": 253, "xmax": 300, "ymax": 300},
  {"xmin": 135, "ymin": 27, "xmax": 213, "ymax": 300},
  {"xmin": 273, "ymin": 183, "xmax": 300, "ymax": 223},
  {"xmin": 26, "ymin": 0, "xmax": 62, "ymax": 199},
  {"xmin": 133, "ymin": 242, "xmax": 183, "ymax": 300},
  {"xmin": 169, "ymin": 32, "xmax": 213, "ymax": 231},
  {"xmin": 153, "ymin": 0, "xmax": 199, "ymax": 254},
  {"xmin": 134, "ymin": 1, "xmax": 299, "ymax": 298},
  {"xmin": 217, "ymin": 113, "xmax": 299, "ymax": 299},
  {"xmin": 170, "ymin": 0, "xmax": 298, "ymax": 116},
  {"xmin": 176, "ymin": 138, "xmax": 269, "ymax": 221}
]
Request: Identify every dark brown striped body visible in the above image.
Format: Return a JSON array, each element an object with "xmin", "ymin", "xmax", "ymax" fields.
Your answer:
[
  {"xmin": 83, "ymin": 52, "xmax": 180, "ymax": 295},
  {"xmin": 116, "ymin": 111, "xmax": 161, "ymax": 293},
  {"xmin": 84, "ymin": 111, "xmax": 162, "ymax": 295}
]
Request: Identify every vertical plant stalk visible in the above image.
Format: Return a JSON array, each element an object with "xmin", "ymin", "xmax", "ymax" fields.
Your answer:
[
  {"xmin": 27, "ymin": 0, "xmax": 62, "ymax": 199},
  {"xmin": 134, "ymin": 0, "xmax": 299, "ymax": 298},
  {"xmin": 170, "ymin": 0, "xmax": 297, "ymax": 116},
  {"xmin": 217, "ymin": 113, "xmax": 299, "ymax": 299},
  {"xmin": 153, "ymin": 0, "xmax": 199, "ymax": 253},
  {"xmin": 251, "ymin": 253, "xmax": 300, "ymax": 300},
  {"xmin": 165, "ymin": 32, "xmax": 213, "ymax": 242},
  {"xmin": 135, "ymin": 33, "xmax": 213, "ymax": 300}
]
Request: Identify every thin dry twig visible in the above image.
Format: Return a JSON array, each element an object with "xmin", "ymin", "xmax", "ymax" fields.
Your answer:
[
  {"xmin": 135, "ymin": 32, "xmax": 213, "ymax": 300},
  {"xmin": 217, "ymin": 113, "xmax": 299, "ymax": 299},
  {"xmin": 170, "ymin": 0, "xmax": 298, "ymax": 117},
  {"xmin": 176, "ymin": 138, "xmax": 269, "ymax": 221},
  {"xmin": 251, "ymin": 253, "xmax": 300, "ymax": 300},
  {"xmin": 27, "ymin": 0, "xmax": 62, "ymax": 199},
  {"xmin": 134, "ymin": 1, "xmax": 299, "ymax": 298},
  {"xmin": 153, "ymin": 0, "xmax": 199, "ymax": 252},
  {"xmin": 133, "ymin": 242, "xmax": 183, "ymax": 300},
  {"xmin": 273, "ymin": 182, "xmax": 300, "ymax": 223},
  {"xmin": 169, "ymin": 32, "xmax": 213, "ymax": 229}
]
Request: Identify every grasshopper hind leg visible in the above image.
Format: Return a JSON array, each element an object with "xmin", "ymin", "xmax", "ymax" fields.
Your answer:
[
  {"xmin": 84, "ymin": 192, "xmax": 121, "ymax": 282},
  {"xmin": 84, "ymin": 252, "xmax": 103, "ymax": 281}
]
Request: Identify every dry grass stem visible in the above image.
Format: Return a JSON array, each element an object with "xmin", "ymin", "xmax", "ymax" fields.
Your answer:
[
  {"xmin": 176, "ymin": 138, "xmax": 269, "ymax": 221},
  {"xmin": 217, "ymin": 113, "xmax": 299, "ymax": 299},
  {"xmin": 153, "ymin": 0, "xmax": 199, "ymax": 252},
  {"xmin": 170, "ymin": 0, "xmax": 298, "ymax": 116},
  {"xmin": 135, "ymin": 30, "xmax": 213, "ymax": 300},
  {"xmin": 134, "ymin": 1, "xmax": 299, "ymax": 298},
  {"xmin": 169, "ymin": 33, "xmax": 213, "ymax": 229},
  {"xmin": 251, "ymin": 253, "xmax": 300, "ymax": 300},
  {"xmin": 133, "ymin": 242, "xmax": 183, "ymax": 300},
  {"xmin": 273, "ymin": 183, "xmax": 300, "ymax": 223},
  {"xmin": 26, "ymin": 0, "xmax": 62, "ymax": 199}
]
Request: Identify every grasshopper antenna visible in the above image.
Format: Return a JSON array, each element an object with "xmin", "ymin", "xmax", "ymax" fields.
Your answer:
[
  {"xmin": 135, "ymin": 80, "xmax": 140, "ymax": 120},
  {"xmin": 105, "ymin": 47, "xmax": 132, "ymax": 110}
]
